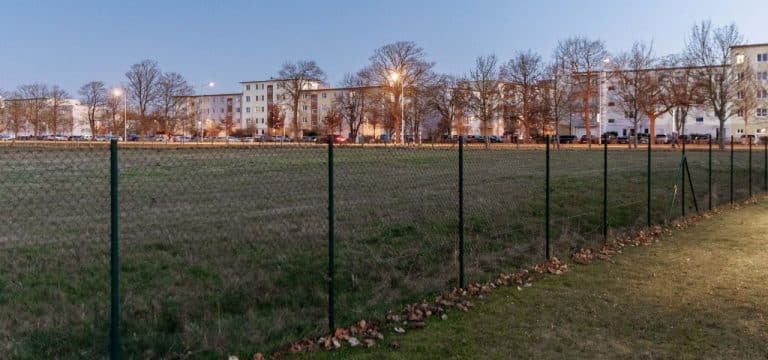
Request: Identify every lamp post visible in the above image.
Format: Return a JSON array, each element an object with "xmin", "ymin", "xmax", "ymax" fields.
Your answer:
[
  {"xmin": 111, "ymin": 89, "xmax": 127, "ymax": 141},
  {"xmin": 598, "ymin": 57, "xmax": 611, "ymax": 146},
  {"xmin": 389, "ymin": 70, "xmax": 405, "ymax": 144},
  {"xmin": 199, "ymin": 82, "xmax": 215, "ymax": 142}
]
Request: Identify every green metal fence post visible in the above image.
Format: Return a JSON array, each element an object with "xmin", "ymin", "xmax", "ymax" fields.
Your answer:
[
  {"xmin": 545, "ymin": 135, "xmax": 551, "ymax": 260},
  {"xmin": 749, "ymin": 139, "xmax": 753, "ymax": 198},
  {"xmin": 647, "ymin": 138, "xmax": 651, "ymax": 226},
  {"xmin": 708, "ymin": 137, "xmax": 712, "ymax": 210},
  {"xmin": 730, "ymin": 136, "xmax": 734, "ymax": 205},
  {"xmin": 603, "ymin": 135, "xmax": 608, "ymax": 243},
  {"xmin": 681, "ymin": 137, "xmax": 686, "ymax": 217},
  {"xmin": 109, "ymin": 139, "xmax": 122, "ymax": 360},
  {"xmin": 458, "ymin": 135, "xmax": 465, "ymax": 288},
  {"xmin": 327, "ymin": 135, "xmax": 335, "ymax": 332}
]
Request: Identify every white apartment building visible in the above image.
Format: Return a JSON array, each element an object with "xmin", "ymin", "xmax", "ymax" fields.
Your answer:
[
  {"xmin": 176, "ymin": 93, "xmax": 242, "ymax": 136},
  {"xmin": 574, "ymin": 43, "xmax": 768, "ymax": 141},
  {"xmin": 240, "ymin": 79, "xmax": 322, "ymax": 136}
]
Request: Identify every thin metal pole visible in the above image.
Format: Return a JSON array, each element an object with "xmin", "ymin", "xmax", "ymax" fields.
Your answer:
[
  {"xmin": 749, "ymin": 139, "xmax": 753, "ymax": 198},
  {"xmin": 603, "ymin": 134, "xmax": 608, "ymax": 243},
  {"xmin": 109, "ymin": 139, "xmax": 122, "ymax": 360},
  {"xmin": 730, "ymin": 136, "xmax": 734, "ymax": 205},
  {"xmin": 327, "ymin": 135, "xmax": 335, "ymax": 332},
  {"xmin": 458, "ymin": 135, "xmax": 465, "ymax": 288},
  {"xmin": 123, "ymin": 94, "xmax": 127, "ymax": 142},
  {"xmin": 764, "ymin": 141, "xmax": 767, "ymax": 192},
  {"xmin": 681, "ymin": 137, "xmax": 686, "ymax": 217},
  {"xmin": 647, "ymin": 138, "xmax": 652, "ymax": 226},
  {"xmin": 708, "ymin": 137, "xmax": 712, "ymax": 210},
  {"xmin": 545, "ymin": 135, "xmax": 551, "ymax": 260}
]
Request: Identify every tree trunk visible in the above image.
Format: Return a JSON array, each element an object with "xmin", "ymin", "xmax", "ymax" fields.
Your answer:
[{"xmin": 648, "ymin": 114, "xmax": 657, "ymax": 145}]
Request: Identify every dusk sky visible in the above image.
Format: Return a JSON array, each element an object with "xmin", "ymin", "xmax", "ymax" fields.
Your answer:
[{"xmin": 0, "ymin": 0, "xmax": 766, "ymax": 95}]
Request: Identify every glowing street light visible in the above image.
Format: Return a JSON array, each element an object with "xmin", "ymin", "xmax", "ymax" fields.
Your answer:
[
  {"xmin": 112, "ymin": 88, "xmax": 127, "ymax": 141},
  {"xmin": 389, "ymin": 70, "xmax": 405, "ymax": 144}
]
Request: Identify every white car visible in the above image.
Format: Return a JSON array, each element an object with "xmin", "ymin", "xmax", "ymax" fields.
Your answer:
[{"xmin": 0, "ymin": 134, "xmax": 14, "ymax": 141}]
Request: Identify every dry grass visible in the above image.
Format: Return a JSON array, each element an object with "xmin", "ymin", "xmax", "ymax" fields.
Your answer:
[{"xmin": 0, "ymin": 143, "xmax": 761, "ymax": 358}]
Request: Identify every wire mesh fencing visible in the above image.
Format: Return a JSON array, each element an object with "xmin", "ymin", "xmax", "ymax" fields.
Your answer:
[{"xmin": 0, "ymin": 137, "xmax": 765, "ymax": 358}]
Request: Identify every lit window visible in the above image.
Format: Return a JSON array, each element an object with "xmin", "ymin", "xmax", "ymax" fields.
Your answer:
[{"xmin": 736, "ymin": 54, "xmax": 745, "ymax": 64}]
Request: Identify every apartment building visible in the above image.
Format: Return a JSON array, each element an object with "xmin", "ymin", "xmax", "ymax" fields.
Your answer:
[
  {"xmin": 732, "ymin": 44, "xmax": 768, "ymax": 138},
  {"xmin": 0, "ymin": 98, "xmax": 95, "ymax": 137},
  {"xmin": 176, "ymin": 93, "xmax": 242, "ymax": 136},
  {"xmin": 240, "ymin": 79, "xmax": 322, "ymax": 136}
]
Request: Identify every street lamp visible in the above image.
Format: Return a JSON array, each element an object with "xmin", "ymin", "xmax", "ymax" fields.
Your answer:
[
  {"xmin": 111, "ymin": 88, "xmax": 127, "ymax": 141},
  {"xmin": 389, "ymin": 70, "xmax": 405, "ymax": 145},
  {"xmin": 598, "ymin": 57, "xmax": 611, "ymax": 145},
  {"xmin": 199, "ymin": 82, "xmax": 215, "ymax": 142}
]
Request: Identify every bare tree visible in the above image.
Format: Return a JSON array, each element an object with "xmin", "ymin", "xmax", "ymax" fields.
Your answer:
[
  {"xmin": 368, "ymin": 41, "xmax": 435, "ymax": 144},
  {"xmin": 610, "ymin": 42, "xmax": 655, "ymax": 148},
  {"xmin": 321, "ymin": 107, "xmax": 343, "ymax": 136},
  {"xmin": 335, "ymin": 72, "xmax": 370, "ymax": 142},
  {"xmin": 277, "ymin": 60, "xmax": 326, "ymax": 139},
  {"xmin": 556, "ymin": 36, "xmax": 609, "ymax": 149},
  {"xmin": 156, "ymin": 72, "xmax": 193, "ymax": 138},
  {"xmin": 543, "ymin": 55, "xmax": 574, "ymax": 149},
  {"xmin": 78, "ymin": 81, "xmax": 107, "ymax": 138},
  {"xmin": 46, "ymin": 86, "xmax": 71, "ymax": 135},
  {"xmin": 734, "ymin": 57, "xmax": 762, "ymax": 142},
  {"xmin": 664, "ymin": 56, "xmax": 707, "ymax": 147},
  {"xmin": 501, "ymin": 50, "xmax": 546, "ymax": 140},
  {"xmin": 18, "ymin": 84, "xmax": 49, "ymax": 137},
  {"xmin": 468, "ymin": 55, "xmax": 501, "ymax": 148},
  {"xmin": 685, "ymin": 20, "xmax": 742, "ymax": 149},
  {"xmin": 428, "ymin": 75, "xmax": 470, "ymax": 139},
  {"xmin": 105, "ymin": 89, "xmax": 123, "ymax": 136},
  {"xmin": 3, "ymin": 92, "xmax": 27, "ymax": 137},
  {"xmin": 125, "ymin": 59, "xmax": 162, "ymax": 137},
  {"xmin": 267, "ymin": 103, "xmax": 285, "ymax": 137}
]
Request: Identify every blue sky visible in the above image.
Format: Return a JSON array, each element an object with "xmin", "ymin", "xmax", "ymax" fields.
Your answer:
[{"xmin": 0, "ymin": 0, "xmax": 766, "ymax": 95}]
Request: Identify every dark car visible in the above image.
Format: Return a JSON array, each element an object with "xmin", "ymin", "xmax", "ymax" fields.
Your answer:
[
  {"xmin": 579, "ymin": 135, "xmax": 599, "ymax": 144},
  {"xmin": 617, "ymin": 136, "xmax": 629, "ymax": 144},
  {"xmin": 558, "ymin": 135, "xmax": 578, "ymax": 144}
]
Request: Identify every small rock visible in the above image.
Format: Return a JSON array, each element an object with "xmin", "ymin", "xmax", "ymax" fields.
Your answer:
[
  {"xmin": 394, "ymin": 327, "xmax": 406, "ymax": 334},
  {"xmin": 441, "ymin": 314, "xmax": 448, "ymax": 321}
]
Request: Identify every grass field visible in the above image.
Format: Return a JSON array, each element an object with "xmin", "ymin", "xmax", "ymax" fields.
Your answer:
[
  {"xmin": 0, "ymin": 142, "xmax": 763, "ymax": 358},
  {"xmin": 305, "ymin": 199, "xmax": 768, "ymax": 359}
]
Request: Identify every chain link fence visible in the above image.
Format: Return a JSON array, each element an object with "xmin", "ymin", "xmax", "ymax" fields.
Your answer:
[{"xmin": 0, "ymin": 137, "xmax": 763, "ymax": 358}]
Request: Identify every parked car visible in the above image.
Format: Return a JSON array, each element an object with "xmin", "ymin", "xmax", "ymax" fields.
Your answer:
[
  {"xmin": 616, "ymin": 136, "xmax": 629, "ymax": 144},
  {"xmin": 740, "ymin": 134, "xmax": 758, "ymax": 145},
  {"xmin": 488, "ymin": 135, "xmax": 503, "ymax": 143},
  {"xmin": 691, "ymin": 134, "xmax": 711, "ymax": 144},
  {"xmin": 579, "ymin": 135, "xmax": 599, "ymax": 144},
  {"xmin": 328, "ymin": 134, "xmax": 346, "ymax": 144},
  {"xmin": 302, "ymin": 135, "xmax": 318, "ymax": 143},
  {"xmin": 0, "ymin": 134, "xmax": 15, "ymax": 141},
  {"xmin": 655, "ymin": 134, "xmax": 669, "ymax": 144},
  {"xmin": 636, "ymin": 134, "xmax": 650, "ymax": 144},
  {"xmin": 558, "ymin": 135, "xmax": 578, "ymax": 144}
]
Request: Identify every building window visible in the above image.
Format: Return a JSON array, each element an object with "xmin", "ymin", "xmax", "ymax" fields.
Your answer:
[
  {"xmin": 262, "ymin": 106, "xmax": 265, "ymax": 112},
  {"xmin": 261, "ymin": 118, "xmax": 265, "ymax": 124},
  {"xmin": 738, "ymin": 72, "xmax": 745, "ymax": 81},
  {"xmin": 246, "ymin": 96, "xmax": 251, "ymax": 102},
  {"xmin": 607, "ymin": 102, "xmax": 615, "ymax": 107},
  {"xmin": 302, "ymin": 105, "xmax": 308, "ymax": 111},
  {"xmin": 236, "ymin": 107, "xmax": 240, "ymax": 113},
  {"xmin": 758, "ymin": 71, "xmax": 768, "ymax": 80},
  {"xmin": 758, "ymin": 54, "xmax": 768, "ymax": 62},
  {"xmin": 607, "ymin": 118, "xmax": 615, "ymax": 123},
  {"xmin": 759, "ymin": 89, "xmax": 768, "ymax": 99},
  {"xmin": 261, "ymin": 96, "xmax": 265, "ymax": 101},
  {"xmin": 696, "ymin": 117, "xmax": 704, "ymax": 123},
  {"xmin": 738, "ymin": 91, "xmax": 745, "ymax": 100},
  {"xmin": 246, "ymin": 85, "xmax": 251, "ymax": 90},
  {"xmin": 303, "ymin": 117, "xmax": 308, "ymax": 123},
  {"xmin": 758, "ymin": 109, "xmax": 768, "ymax": 117},
  {"xmin": 736, "ymin": 54, "xmax": 745, "ymax": 64},
  {"xmin": 607, "ymin": 86, "xmax": 616, "ymax": 91},
  {"xmin": 246, "ymin": 107, "xmax": 251, "ymax": 113},
  {"xmin": 322, "ymin": 92, "xmax": 327, "ymax": 99}
]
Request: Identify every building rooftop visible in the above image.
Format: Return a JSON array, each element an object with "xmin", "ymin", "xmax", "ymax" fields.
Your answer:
[{"xmin": 731, "ymin": 43, "xmax": 768, "ymax": 49}]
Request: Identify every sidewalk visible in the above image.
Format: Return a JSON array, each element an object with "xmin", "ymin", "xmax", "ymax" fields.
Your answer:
[{"xmin": 306, "ymin": 201, "xmax": 768, "ymax": 359}]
